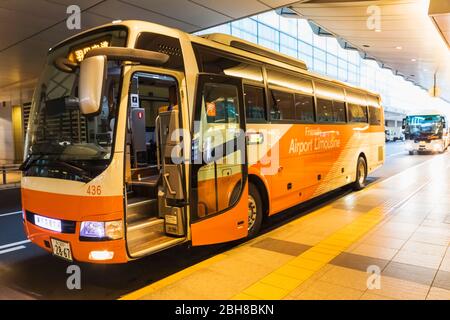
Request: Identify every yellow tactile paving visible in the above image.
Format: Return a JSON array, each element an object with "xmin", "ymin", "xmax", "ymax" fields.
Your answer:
[
  {"xmin": 119, "ymin": 253, "xmax": 228, "ymax": 300},
  {"xmin": 232, "ymin": 207, "xmax": 384, "ymax": 300},
  {"xmin": 275, "ymin": 265, "xmax": 315, "ymax": 281},
  {"xmin": 231, "ymin": 292, "xmax": 260, "ymax": 300},
  {"xmin": 242, "ymin": 282, "xmax": 290, "ymax": 300},
  {"xmin": 289, "ymin": 257, "xmax": 327, "ymax": 271},
  {"xmin": 260, "ymin": 273, "xmax": 302, "ymax": 291}
]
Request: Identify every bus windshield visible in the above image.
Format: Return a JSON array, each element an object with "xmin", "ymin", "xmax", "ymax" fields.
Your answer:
[
  {"xmin": 23, "ymin": 28, "xmax": 127, "ymax": 180},
  {"xmin": 406, "ymin": 115, "xmax": 443, "ymax": 138}
]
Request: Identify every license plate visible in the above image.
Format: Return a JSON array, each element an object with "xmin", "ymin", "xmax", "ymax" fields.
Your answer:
[
  {"xmin": 51, "ymin": 238, "xmax": 73, "ymax": 261},
  {"xmin": 35, "ymin": 214, "xmax": 62, "ymax": 232}
]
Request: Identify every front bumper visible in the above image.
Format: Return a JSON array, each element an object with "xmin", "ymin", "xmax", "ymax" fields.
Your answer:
[
  {"xmin": 406, "ymin": 141, "xmax": 443, "ymax": 153},
  {"xmin": 23, "ymin": 216, "xmax": 128, "ymax": 264}
]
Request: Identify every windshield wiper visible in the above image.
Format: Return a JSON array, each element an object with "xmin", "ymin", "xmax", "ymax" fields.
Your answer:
[
  {"xmin": 19, "ymin": 154, "xmax": 45, "ymax": 171},
  {"xmin": 51, "ymin": 160, "xmax": 92, "ymax": 180},
  {"xmin": 20, "ymin": 155, "xmax": 92, "ymax": 180}
]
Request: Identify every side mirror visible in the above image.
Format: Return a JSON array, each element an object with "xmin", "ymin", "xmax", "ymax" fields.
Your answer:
[
  {"xmin": 79, "ymin": 55, "xmax": 107, "ymax": 116},
  {"xmin": 401, "ymin": 118, "xmax": 406, "ymax": 130}
]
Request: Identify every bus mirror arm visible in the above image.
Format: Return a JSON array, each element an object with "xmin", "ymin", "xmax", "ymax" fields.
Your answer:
[{"xmin": 85, "ymin": 47, "xmax": 169, "ymax": 66}]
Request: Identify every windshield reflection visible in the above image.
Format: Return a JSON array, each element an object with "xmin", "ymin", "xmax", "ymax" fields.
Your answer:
[{"xmin": 23, "ymin": 28, "xmax": 127, "ymax": 180}]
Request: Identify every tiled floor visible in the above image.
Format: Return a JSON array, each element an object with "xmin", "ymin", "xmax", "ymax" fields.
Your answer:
[{"xmin": 122, "ymin": 152, "xmax": 450, "ymax": 300}]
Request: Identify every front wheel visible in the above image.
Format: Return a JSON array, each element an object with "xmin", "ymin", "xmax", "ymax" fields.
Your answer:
[
  {"xmin": 353, "ymin": 156, "xmax": 367, "ymax": 191},
  {"xmin": 409, "ymin": 150, "xmax": 414, "ymax": 155},
  {"xmin": 247, "ymin": 183, "xmax": 263, "ymax": 238}
]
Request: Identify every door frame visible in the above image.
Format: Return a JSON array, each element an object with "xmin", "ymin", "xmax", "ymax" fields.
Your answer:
[{"xmin": 120, "ymin": 65, "xmax": 190, "ymax": 258}]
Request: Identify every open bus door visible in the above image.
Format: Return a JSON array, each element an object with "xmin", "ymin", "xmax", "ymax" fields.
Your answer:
[{"xmin": 190, "ymin": 74, "xmax": 248, "ymax": 246}]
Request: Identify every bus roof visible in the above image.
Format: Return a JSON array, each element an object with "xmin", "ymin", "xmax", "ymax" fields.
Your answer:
[
  {"xmin": 406, "ymin": 110, "xmax": 445, "ymax": 116},
  {"xmin": 50, "ymin": 20, "xmax": 381, "ymax": 102},
  {"xmin": 189, "ymin": 32, "xmax": 381, "ymax": 100}
]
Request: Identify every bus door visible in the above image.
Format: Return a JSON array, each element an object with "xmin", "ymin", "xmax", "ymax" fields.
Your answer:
[
  {"xmin": 190, "ymin": 74, "xmax": 248, "ymax": 245},
  {"xmin": 123, "ymin": 66, "xmax": 188, "ymax": 245}
]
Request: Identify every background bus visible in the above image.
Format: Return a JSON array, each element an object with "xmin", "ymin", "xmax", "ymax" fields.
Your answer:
[
  {"xmin": 20, "ymin": 20, "xmax": 384, "ymax": 264},
  {"xmin": 403, "ymin": 111, "xmax": 449, "ymax": 154}
]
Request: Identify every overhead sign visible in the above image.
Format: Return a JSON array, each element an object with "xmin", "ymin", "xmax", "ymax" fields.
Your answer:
[{"xmin": 68, "ymin": 36, "xmax": 111, "ymax": 63}]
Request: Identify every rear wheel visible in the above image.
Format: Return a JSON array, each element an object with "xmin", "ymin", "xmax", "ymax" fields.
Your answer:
[
  {"xmin": 353, "ymin": 156, "xmax": 367, "ymax": 191},
  {"xmin": 247, "ymin": 183, "xmax": 263, "ymax": 238}
]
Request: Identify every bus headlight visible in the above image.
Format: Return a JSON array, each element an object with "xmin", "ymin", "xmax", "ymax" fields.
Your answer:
[
  {"xmin": 105, "ymin": 221, "xmax": 123, "ymax": 240},
  {"xmin": 80, "ymin": 220, "xmax": 123, "ymax": 240},
  {"xmin": 432, "ymin": 142, "xmax": 442, "ymax": 152}
]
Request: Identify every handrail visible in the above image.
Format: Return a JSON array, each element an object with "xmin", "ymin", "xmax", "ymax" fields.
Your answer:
[{"xmin": 1, "ymin": 164, "xmax": 21, "ymax": 185}]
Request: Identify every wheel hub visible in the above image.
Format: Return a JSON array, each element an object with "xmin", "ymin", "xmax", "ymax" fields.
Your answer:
[
  {"xmin": 358, "ymin": 161, "xmax": 365, "ymax": 185},
  {"xmin": 248, "ymin": 195, "xmax": 257, "ymax": 231}
]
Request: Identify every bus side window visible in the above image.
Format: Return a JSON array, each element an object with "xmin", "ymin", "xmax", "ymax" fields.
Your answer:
[
  {"xmin": 333, "ymin": 101, "xmax": 347, "ymax": 123},
  {"xmin": 348, "ymin": 103, "xmax": 368, "ymax": 123},
  {"xmin": 269, "ymin": 89, "xmax": 295, "ymax": 121},
  {"xmin": 369, "ymin": 106, "xmax": 381, "ymax": 125},
  {"xmin": 316, "ymin": 98, "xmax": 334, "ymax": 123},
  {"xmin": 244, "ymin": 85, "xmax": 266, "ymax": 123},
  {"xmin": 294, "ymin": 93, "xmax": 315, "ymax": 122}
]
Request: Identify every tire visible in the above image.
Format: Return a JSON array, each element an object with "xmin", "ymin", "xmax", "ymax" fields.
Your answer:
[
  {"xmin": 247, "ymin": 183, "xmax": 263, "ymax": 238},
  {"xmin": 353, "ymin": 156, "xmax": 367, "ymax": 191},
  {"xmin": 409, "ymin": 151, "xmax": 414, "ymax": 155}
]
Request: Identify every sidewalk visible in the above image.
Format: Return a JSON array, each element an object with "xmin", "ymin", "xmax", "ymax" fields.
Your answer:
[{"xmin": 121, "ymin": 151, "xmax": 450, "ymax": 300}]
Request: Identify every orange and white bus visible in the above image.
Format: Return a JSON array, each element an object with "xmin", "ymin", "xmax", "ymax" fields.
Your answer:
[{"xmin": 21, "ymin": 20, "xmax": 385, "ymax": 263}]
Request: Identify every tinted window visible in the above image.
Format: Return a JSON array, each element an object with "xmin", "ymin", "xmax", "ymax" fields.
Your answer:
[
  {"xmin": 135, "ymin": 33, "xmax": 184, "ymax": 71},
  {"xmin": 369, "ymin": 106, "xmax": 382, "ymax": 125},
  {"xmin": 316, "ymin": 98, "xmax": 334, "ymax": 122},
  {"xmin": 244, "ymin": 85, "xmax": 266, "ymax": 122},
  {"xmin": 193, "ymin": 44, "xmax": 263, "ymax": 82},
  {"xmin": 294, "ymin": 93, "xmax": 315, "ymax": 122},
  {"xmin": 348, "ymin": 103, "xmax": 368, "ymax": 123},
  {"xmin": 267, "ymin": 69, "xmax": 313, "ymax": 95},
  {"xmin": 269, "ymin": 90, "xmax": 295, "ymax": 121},
  {"xmin": 333, "ymin": 101, "xmax": 347, "ymax": 122}
]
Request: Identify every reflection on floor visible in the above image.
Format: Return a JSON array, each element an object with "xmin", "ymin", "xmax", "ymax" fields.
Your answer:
[{"xmin": 122, "ymin": 151, "xmax": 450, "ymax": 300}]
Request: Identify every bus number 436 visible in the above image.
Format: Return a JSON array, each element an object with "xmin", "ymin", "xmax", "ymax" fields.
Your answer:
[{"xmin": 86, "ymin": 185, "xmax": 102, "ymax": 196}]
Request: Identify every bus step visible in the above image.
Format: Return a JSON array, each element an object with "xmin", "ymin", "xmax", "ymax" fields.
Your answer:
[
  {"xmin": 126, "ymin": 198, "xmax": 158, "ymax": 222},
  {"xmin": 127, "ymin": 217, "xmax": 163, "ymax": 232},
  {"xmin": 127, "ymin": 218, "xmax": 175, "ymax": 255},
  {"xmin": 130, "ymin": 237, "xmax": 185, "ymax": 258}
]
